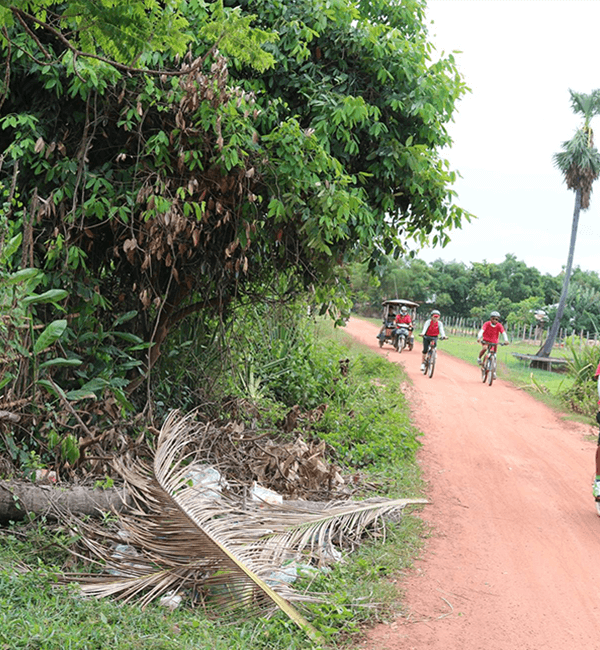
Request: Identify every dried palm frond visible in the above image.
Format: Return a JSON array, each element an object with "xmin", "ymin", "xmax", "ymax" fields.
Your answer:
[{"xmin": 62, "ymin": 410, "xmax": 426, "ymax": 641}]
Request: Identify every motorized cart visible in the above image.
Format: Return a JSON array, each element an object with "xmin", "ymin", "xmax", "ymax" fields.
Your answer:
[{"xmin": 377, "ymin": 299, "xmax": 419, "ymax": 351}]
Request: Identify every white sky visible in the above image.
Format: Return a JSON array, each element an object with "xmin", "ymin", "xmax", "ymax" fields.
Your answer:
[{"xmin": 417, "ymin": 0, "xmax": 600, "ymax": 277}]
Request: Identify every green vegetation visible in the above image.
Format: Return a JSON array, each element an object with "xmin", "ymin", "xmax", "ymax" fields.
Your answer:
[
  {"xmin": 0, "ymin": 0, "xmax": 469, "ymax": 479},
  {"xmin": 437, "ymin": 335, "xmax": 600, "ymax": 422},
  {"xmin": 313, "ymin": 352, "xmax": 421, "ymax": 471},
  {"xmin": 3, "ymin": 1, "xmax": 600, "ymax": 644},
  {"xmin": 441, "ymin": 337, "xmax": 569, "ymax": 390},
  {"xmin": 351, "ymin": 253, "xmax": 600, "ymax": 335},
  {"xmin": 0, "ymin": 325, "xmax": 425, "ymax": 649},
  {"xmin": 559, "ymin": 337, "xmax": 600, "ymax": 418},
  {"xmin": 0, "ymin": 516, "xmax": 424, "ymax": 650}
]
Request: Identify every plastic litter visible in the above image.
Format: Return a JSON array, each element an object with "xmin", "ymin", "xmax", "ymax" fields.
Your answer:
[
  {"xmin": 159, "ymin": 591, "xmax": 182, "ymax": 610},
  {"xmin": 250, "ymin": 482, "xmax": 283, "ymax": 506},
  {"xmin": 266, "ymin": 560, "xmax": 320, "ymax": 587},
  {"xmin": 184, "ymin": 465, "xmax": 226, "ymax": 499}
]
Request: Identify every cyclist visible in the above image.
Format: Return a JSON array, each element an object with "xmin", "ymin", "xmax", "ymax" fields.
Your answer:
[
  {"xmin": 477, "ymin": 311, "xmax": 508, "ymax": 366},
  {"xmin": 420, "ymin": 309, "xmax": 447, "ymax": 371},
  {"xmin": 593, "ymin": 361, "xmax": 600, "ymax": 503},
  {"xmin": 395, "ymin": 306, "xmax": 414, "ymax": 348}
]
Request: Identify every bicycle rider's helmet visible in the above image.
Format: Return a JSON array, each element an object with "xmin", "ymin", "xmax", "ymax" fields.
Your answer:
[
  {"xmin": 431, "ymin": 309, "xmax": 441, "ymax": 317},
  {"xmin": 400, "ymin": 306, "xmax": 408, "ymax": 315},
  {"xmin": 490, "ymin": 311, "xmax": 501, "ymax": 318}
]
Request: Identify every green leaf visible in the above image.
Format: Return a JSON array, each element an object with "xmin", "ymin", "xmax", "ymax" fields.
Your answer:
[
  {"xmin": 111, "ymin": 331, "xmax": 144, "ymax": 344},
  {"xmin": 33, "ymin": 320, "xmax": 68, "ymax": 355},
  {"xmin": 65, "ymin": 389, "xmax": 98, "ymax": 401},
  {"xmin": 0, "ymin": 234, "xmax": 22, "ymax": 263},
  {"xmin": 65, "ymin": 377, "xmax": 109, "ymax": 400},
  {"xmin": 36, "ymin": 379, "xmax": 66, "ymax": 398},
  {"xmin": 22, "ymin": 289, "xmax": 68, "ymax": 306},
  {"xmin": 61, "ymin": 435, "xmax": 80, "ymax": 464},
  {"xmin": 2, "ymin": 268, "xmax": 39, "ymax": 286},
  {"xmin": 113, "ymin": 310, "xmax": 138, "ymax": 326},
  {"xmin": 38, "ymin": 357, "xmax": 83, "ymax": 370},
  {"xmin": 0, "ymin": 373, "xmax": 14, "ymax": 391}
]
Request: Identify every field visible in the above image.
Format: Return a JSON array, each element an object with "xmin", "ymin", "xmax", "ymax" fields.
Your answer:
[{"xmin": 440, "ymin": 337, "xmax": 571, "ymax": 392}]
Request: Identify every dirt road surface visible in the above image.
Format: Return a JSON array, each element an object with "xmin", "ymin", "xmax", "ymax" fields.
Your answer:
[{"xmin": 343, "ymin": 317, "xmax": 600, "ymax": 650}]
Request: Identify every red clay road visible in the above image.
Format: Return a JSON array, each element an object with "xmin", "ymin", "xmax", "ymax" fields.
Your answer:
[{"xmin": 343, "ymin": 317, "xmax": 600, "ymax": 650}]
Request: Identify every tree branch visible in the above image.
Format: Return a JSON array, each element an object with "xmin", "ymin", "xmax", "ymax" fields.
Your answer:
[{"xmin": 8, "ymin": 6, "xmax": 220, "ymax": 78}]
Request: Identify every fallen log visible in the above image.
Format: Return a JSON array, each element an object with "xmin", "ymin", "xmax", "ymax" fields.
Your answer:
[{"xmin": 0, "ymin": 480, "xmax": 131, "ymax": 523}]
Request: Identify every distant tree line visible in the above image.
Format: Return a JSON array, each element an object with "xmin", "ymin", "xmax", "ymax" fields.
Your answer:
[{"xmin": 350, "ymin": 253, "xmax": 600, "ymax": 333}]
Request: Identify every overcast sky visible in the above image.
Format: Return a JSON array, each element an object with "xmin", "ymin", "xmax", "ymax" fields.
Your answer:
[{"xmin": 417, "ymin": 0, "xmax": 600, "ymax": 277}]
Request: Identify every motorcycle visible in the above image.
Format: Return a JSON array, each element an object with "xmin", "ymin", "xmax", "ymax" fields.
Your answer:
[
  {"xmin": 377, "ymin": 299, "xmax": 419, "ymax": 350},
  {"xmin": 394, "ymin": 324, "xmax": 414, "ymax": 353}
]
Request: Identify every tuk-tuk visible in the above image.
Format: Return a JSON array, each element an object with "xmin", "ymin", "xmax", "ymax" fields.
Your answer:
[{"xmin": 377, "ymin": 299, "xmax": 419, "ymax": 351}]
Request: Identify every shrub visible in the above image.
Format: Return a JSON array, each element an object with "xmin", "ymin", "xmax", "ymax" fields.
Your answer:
[{"xmin": 559, "ymin": 338, "xmax": 600, "ymax": 417}]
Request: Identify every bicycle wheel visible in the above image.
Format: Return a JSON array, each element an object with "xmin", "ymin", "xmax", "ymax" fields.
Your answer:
[
  {"xmin": 428, "ymin": 349, "xmax": 436, "ymax": 378},
  {"xmin": 488, "ymin": 355, "xmax": 496, "ymax": 386},
  {"xmin": 481, "ymin": 356, "xmax": 488, "ymax": 383}
]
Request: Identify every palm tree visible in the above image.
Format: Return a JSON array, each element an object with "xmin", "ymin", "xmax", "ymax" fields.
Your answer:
[{"xmin": 537, "ymin": 90, "xmax": 600, "ymax": 358}]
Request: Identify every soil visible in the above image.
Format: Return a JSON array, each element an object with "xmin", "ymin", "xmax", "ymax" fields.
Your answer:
[{"xmin": 343, "ymin": 317, "xmax": 600, "ymax": 650}]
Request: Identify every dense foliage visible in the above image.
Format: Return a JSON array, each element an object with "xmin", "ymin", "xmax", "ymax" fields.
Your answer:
[
  {"xmin": 0, "ymin": 331, "xmax": 424, "ymax": 648},
  {"xmin": 0, "ymin": 0, "xmax": 468, "ymax": 471}
]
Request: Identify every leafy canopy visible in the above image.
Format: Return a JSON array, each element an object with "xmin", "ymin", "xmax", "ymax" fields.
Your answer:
[{"xmin": 0, "ymin": 0, "xmax": 468, "ymax": 423}]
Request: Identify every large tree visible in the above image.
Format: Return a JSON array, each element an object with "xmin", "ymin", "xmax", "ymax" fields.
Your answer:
[
  {"xmin": 0, "ymin": 0, "xmax": 468, "ymax": 397},
  {"xmin": 537, "ymin": 90, "xmax": 600, "ymax": 357}
]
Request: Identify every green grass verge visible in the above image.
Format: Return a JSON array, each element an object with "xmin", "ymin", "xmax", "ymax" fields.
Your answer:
[{"xmin": 438, "ymin": 336, "xmax": 584, "ymax": 418}]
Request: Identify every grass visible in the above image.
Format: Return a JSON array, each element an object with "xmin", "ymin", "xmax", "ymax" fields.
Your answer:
[
  {"xmin": 438, "ymin": 336, "xmax": 588, "ymax": 419},
  {"xmin": 0, "ymin": 327, "xmax": 426, "ymax": 650}
]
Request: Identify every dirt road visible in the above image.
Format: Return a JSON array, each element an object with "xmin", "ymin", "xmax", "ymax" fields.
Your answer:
[{"xmin": 343, "ymin": 318, "xmax": 600, "ymax": 650}]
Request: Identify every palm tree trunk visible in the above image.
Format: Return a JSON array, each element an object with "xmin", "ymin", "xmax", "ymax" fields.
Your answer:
[{"xmin": 537, "ymin": 188, "xmax": 582, "ymax": 357}]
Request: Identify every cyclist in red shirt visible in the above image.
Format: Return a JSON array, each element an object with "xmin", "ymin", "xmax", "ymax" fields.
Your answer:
[
  {"xmin": 420, "ymin": 309, "xmax": 447, "ymax": 371},
  {"xmin": 477, "ymin": 311, "xmax": 508, "ymax": 366}
]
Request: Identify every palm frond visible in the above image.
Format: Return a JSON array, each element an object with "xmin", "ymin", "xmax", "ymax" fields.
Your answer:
[{"xmin": 62, "ymin": 410, "xmax": 426, "ymax": 641}]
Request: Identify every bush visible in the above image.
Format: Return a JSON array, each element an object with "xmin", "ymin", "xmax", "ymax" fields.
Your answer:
[{"xmin": 559, "ymin": 338, "xmax": 600, "ymax": 417}]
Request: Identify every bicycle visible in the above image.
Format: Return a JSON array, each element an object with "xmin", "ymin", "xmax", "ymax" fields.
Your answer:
[
  {"xmin": 421, "ymin": 336, "xmax": 447, "ymax": 378},
  {"xmin": 480, "ymin": 341, "xmax": 508, "ymax": 386}
]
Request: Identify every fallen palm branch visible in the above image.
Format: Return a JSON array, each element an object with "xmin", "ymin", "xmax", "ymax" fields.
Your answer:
[
  {"xmin": 516, "ymin": 372, "xmax": 551, "ymax": 394},
  {"xmin": 61, "ymin": 410, "xmax": 427, "ymax": 641}
]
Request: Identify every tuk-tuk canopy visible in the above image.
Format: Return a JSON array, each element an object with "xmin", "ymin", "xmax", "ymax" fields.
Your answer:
[
  {"xmin": 381, "ymin": 299, "xmax": 419, "ymax": 309},
  {"xmin": 381, "ymin": 299, "xmax": 419, "ymax": 324}
]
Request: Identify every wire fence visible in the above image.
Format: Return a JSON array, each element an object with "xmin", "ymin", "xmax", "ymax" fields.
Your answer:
[
  {"xmin": 415, "ymin": 315, "xmax": 599, "ymax": 349},
  {"xmin": 364, "ymin": 306, "xmax": 598, "ymax": 350}
]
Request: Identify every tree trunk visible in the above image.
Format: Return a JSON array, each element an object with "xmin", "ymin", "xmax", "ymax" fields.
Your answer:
[
  {"xmin": 537, "ymin": 188, "xmax": 582, "ymax": 358},
  {"xmin": 0, "ymin": 481, "xmax": 131, "ymax": 523}
]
